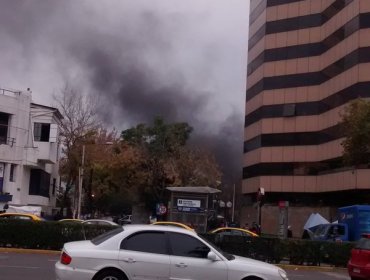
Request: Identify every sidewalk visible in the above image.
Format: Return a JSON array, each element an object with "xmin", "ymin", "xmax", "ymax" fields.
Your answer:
[
  {"xmin": 278, "ymin": 263, "xmax": 347, "ymax": 272},
  {"xmin": 0, "ymin": 247, "xmax": 60, "ymax": 255}
]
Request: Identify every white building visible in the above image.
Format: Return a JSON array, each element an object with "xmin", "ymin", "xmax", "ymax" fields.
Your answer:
[{"xmin": 0, "ymin": 88, "xmax": 62, "ymax": 216}]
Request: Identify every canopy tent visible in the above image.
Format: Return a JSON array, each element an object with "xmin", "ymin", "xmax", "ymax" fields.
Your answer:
[{"xmin": 303, "ymin": 213, "xmax": 329, "ymax": 230}]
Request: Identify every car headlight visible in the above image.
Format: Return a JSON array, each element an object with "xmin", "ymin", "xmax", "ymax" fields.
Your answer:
[{"xmin": 278, "ymin": 269, "xmax": 289, "ymax": 280}]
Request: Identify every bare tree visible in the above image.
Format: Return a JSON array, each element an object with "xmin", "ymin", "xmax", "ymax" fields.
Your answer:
[{"xmin": 54, "ymin": 85, "xmax": 100, "ymax": 217}]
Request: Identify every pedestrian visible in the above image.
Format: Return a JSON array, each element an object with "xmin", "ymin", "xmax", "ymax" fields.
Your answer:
[
  {"xmin": 251, "ymin": 222, "xmax": 258, "ymax": 234},
  {"xmin": 243, "ymin": 223, "xmax": 249, "ymax": 230},
  {"xmin": 287, "ymin": 225, "xmax": 293, "ymax": 238}
]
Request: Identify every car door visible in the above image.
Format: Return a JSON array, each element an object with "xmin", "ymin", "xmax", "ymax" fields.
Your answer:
[
  {"xmin": 119, "ymin": 231, "xmax": 170, "ymax": 280},
  {"xmin": 168, "ymin": 232, "xmax": 228, "ymax": 280}
]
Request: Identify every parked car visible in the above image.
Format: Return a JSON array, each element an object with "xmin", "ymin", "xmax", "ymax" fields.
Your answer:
[
  {"xmin": 210, "ymin": 227, "xmax": 259, "ymax": 238},
  {"xmin": 82, "ymin": 219, "xmax": 119, "ymax": 226},
  {"xmin": 348, "ymin": 233, "xmax": 370, "ymax": 279},
  {"xmin": 0, "ymin": 213, "xmax": 42, "ymax": 221},
  {"xmin": 152, "ymin": 221, "xmax": 194, "ymax": 231},
  {"xmin": 55, "ymin": 224, "xmax": 288, "ymax": 280},
  {"xmin": 58, "ymin": 219, "xmax": 83, "ymax": 223},
  {"xmin": 115, "ymin": 215, "xmax": 132, "ymax": 225}
]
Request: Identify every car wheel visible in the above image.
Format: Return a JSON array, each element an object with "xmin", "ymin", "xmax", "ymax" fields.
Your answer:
[
  {"xmin": 94, "ymin": 269, "xmax": 127, "ymax": 280},
  {"xmin": 243, "ymin": 277, "xmax": 262, "ymax": 280}
]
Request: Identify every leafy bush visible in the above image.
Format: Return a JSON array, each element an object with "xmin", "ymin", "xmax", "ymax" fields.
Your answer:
[
  {"xmin": 0, "ymin": 220, "xmax": 117, "ymax": 250},
  {"xmin": 202, "ymin": 234, "xmax": 354, "ymax": 267}
]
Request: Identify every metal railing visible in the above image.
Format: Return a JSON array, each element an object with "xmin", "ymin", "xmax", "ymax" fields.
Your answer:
[
  {"xmin": 0, "ymin": 88, "xmax": 21, "ymax": 97},
  {"xmin": 0, "ymin": 136, "xmax": 16, "ymax": 147}
]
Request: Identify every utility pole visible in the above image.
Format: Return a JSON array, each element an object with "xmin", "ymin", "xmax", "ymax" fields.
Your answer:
[
  {"xmin": 77, "ymin": 144, "xmax": 85, "ymax": 219},
  {"xmin": 231, "ymin": 183, "xmax": 236, "ymax": 222}
]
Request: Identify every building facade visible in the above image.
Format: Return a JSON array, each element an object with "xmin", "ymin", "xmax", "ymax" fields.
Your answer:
[
  {"xmin": 0, "ymin": 88, "xmax": 62, "ymax": 216},
  {"xmin": 243, "ymin": 0, "xmax": 370, "ymax": 235}
]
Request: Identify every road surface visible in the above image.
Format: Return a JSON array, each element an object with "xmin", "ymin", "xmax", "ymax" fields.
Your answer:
[{"xmin": 0, "ymin": 251, "xmax": 350, "ymax": 280}]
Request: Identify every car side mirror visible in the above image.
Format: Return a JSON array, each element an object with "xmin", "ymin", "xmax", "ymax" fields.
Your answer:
[{"xmin": 207, "ymin": 251, "xmax": 219, "ymax": 261}]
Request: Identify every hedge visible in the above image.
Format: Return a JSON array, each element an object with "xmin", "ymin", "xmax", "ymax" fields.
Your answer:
[
  {"xmin": 0, "ymin": 220, "xmax": 116, "ymax": 250},
  {"xmin": 0, "ymin": 221, "xmax": 354, "ymax": 267},
  {"xmin": 202, "ymin": 234, "xmax": 355, "ymax": 267}
]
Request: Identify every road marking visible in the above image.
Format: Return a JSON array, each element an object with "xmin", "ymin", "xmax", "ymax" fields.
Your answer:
[
  {"xmin": 0, "ymin": 265, "xmax": 40, "ymax": 269},
  {"xmin": 322, "ymin": 272, "xmax": 350, "ymax": 279}
]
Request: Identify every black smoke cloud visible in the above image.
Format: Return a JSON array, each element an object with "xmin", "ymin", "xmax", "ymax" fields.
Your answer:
[{"xmin": 0, "ymin": 1, "xmax": 246, "ymax": 184}]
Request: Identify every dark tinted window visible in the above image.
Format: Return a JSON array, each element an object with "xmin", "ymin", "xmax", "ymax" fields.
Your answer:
[
  {"xmin": 356, "ymin": 238, "xmax": 370, "ymax": 250},
  {"xmin": 15, "ymin": 215, "xmax": 32, "ymax": 220},
  {"xmin": 169, "ymin": 233, "xmax": 210, "ymax": 258},
  {"xmin": 0, "ymin": 215, "xmax": 31, "ymax": 220},
  {"xmin": 328, "ymin": 225, "xmax": 345, "ymax": 236},
  {"xmin": 84, "ymin": 221, "xmax": 98, "ymax": 225},
  {"xmin": 29, "ymin": 169, "xmax": 51, "ymax": 198},
  {"xmin": 34, "ymin": 123, "xmax": 50, "ymax": 142},
  {"xmin": 0, "ymin": 112, "xmax": 9, "ymax": 144},
  {"xmin": 121, "ymin": 231, "xmax": 167, "ymax": 255},
  {"xmin": 91, "ymin": 227, "xmax": 123, "ymax": 245}
]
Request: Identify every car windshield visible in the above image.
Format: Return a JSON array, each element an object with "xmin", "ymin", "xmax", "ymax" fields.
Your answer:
[
  {"xmin": 91, "ymin": 227, "xmax": 123, "ymax": 245},
  {"xmin": 313, "ymin": 225, "xmax": 329, "ymax": 237},
  {"xmin": 355, "ymin": 238, "xmax": 370, "ymax": 250},
  {"xmin": 197, "ymin": 234, "xmax": 235, "ymax": 261}
]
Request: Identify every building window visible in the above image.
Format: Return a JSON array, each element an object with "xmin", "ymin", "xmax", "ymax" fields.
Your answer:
[
  {"xmin": 52, "ymin": 178, "xmax": 56, "ymax": 195},
  {"xmin": 0, "ymin": 113, "xmax": 9, "ymax": 144},
  {"xmin": 34, "ymin": 123, "xmax": 50, "ymax": 142},
  {"xmin": 282, "ymin": 104, "xmax": 296, "ymax": 117},
  {"xmin": 9, "ymin": 164, "xmax": 16, "ymax": 182},
  {"xmin": 29, "ymin": 169, "xmax": 50, "ymax": 198}
]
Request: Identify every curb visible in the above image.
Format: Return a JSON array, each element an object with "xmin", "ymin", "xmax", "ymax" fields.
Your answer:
[
  {"xmin": 0, "ymin": 247, "xmax": 61, "ymax": 255},
  {"xmin": 277, "ymin": 264, "xmax": 347, "ymax": 272}
]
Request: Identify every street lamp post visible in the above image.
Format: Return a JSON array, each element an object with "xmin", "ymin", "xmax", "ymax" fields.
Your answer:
[
  {"xmin": 231, "ymin": 183, "xmax": 236, "ymax": 223},
  {"xmin": 76, "ymin": 142, "xmax": 113, "ymax": 219},
  {"xmin": 77, "ymin": 145, "xmax": 85, "ymax": 219}
]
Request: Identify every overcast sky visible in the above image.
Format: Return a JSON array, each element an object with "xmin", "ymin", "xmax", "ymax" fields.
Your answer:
[{"xmin": 0, "ymin": 1, "xmax": 250, "ymax": 183}]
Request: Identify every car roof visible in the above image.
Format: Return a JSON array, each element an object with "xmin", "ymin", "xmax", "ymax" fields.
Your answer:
[
  {"xmin": 58, "ymin": 219, "xmax": 83, "ymax": 223},
  {"xmin": 83, "ymin": 219, "xmax": 117, "ymax": 223},
  {"xmin": 83, "ymin": 219, "xmax": 110, "ymax": 222},
  {"xmin": 152, "ymin": 221, "xmax": 193, "ymax": 230},
  {"xmin": 211, "ymin": 227, "xmax": 259, "ymax": 236},
  {"xmin": 0, "ymin": 213, "xmax": 41, "ymax": 220},
  {"xmin": 123, "ymin": 224, "xmax": 197, "ymax": 235}
]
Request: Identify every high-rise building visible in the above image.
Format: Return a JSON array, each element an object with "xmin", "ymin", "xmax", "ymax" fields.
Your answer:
[{"xmin": 243, "ymin": 0, "xmax": 370, "ymax": 235}]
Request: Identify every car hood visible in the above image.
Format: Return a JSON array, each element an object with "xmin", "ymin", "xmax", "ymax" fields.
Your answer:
[{"xmin": 227, "ymin": 255, "xmax": 282, "ymax": 277}]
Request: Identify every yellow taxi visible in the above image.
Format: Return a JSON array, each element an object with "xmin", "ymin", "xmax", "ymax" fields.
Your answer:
[
  {"xmin": 152, "ymin": 221, "xmax": 194, "ymax": 231},
  {"xmin": 210, "ymin": 227, "xmax": 259, "ymax": 237},
  {"xmin": 0, "ymin": 213, "xmax": 42, "ymax": 221}
]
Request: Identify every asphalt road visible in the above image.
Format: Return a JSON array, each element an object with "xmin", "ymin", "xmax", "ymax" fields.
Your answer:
[
  {"xmin": 288, "ymin": 268, "xmax": 350, "ymax": 280},
  {"xmin": 0, "ymin": 252, "xmax": 58, "ymax": 280},
  {"xmin": 0, "ymin": 252, "xmax": 350, "ymax": 280}
]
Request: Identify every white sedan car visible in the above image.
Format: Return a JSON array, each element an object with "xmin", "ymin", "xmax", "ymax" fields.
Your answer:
[
  {"xmin": 55, "ymin": 224, "xmax": 288, "ymax": 280},
  {"xmin": 82, "ymin": 219, "xmax": 119, "ymax": 226}
]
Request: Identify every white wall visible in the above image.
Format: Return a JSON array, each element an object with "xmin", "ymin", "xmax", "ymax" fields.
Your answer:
[{"xmin": 0, "ymin": 90, "xmax": 61, "ymax": 215}]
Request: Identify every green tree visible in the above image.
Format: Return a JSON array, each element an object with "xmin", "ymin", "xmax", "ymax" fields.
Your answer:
[
  {"xmin": 54, "ymin": 85, "xmax": 100, "ymax": 216},
  {"xmin": 88, "ymin": 140, "xmax": 147, "ymax": 214},
  {"xmin": 342, "ymin": 99, "xmax": 370, "ymax": 166},
  {"xmin": 121, "ymin": 117, "xmax": 221, "ymax": 209}
]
